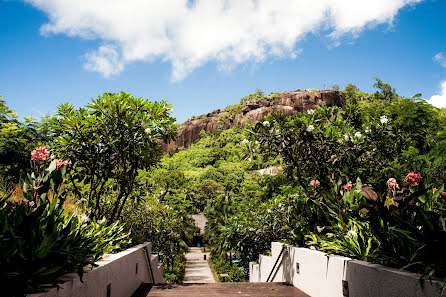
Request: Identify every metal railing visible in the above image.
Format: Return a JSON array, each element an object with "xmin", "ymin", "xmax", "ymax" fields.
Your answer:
[
  {"xmin": 266, "ymin": 245, "xmax": 286, "ymax": 282},
  {"xmin": 143, "ymin": 246, "xmax": 155, "ymax": 284}
]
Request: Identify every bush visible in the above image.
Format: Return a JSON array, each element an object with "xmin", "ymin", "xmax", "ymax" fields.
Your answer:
[
  {"xmin": 305, "ymin": 174, "xmax": 446, "ymax": 291},
  {"xmin": 0, "ymin": 147, "xmax": 127, "ymax": 296},
  {"xmin": 209, "ymin": 255, "xmax": 244, "ymax": 282},
  {"xmin": 163, "ymin": 253, "xmax": 186, "ymax": 283},
  {"xmin": 121, "ymin": 196, "xmax": 195, "ymax": 272},
  {"xmin": 0, "ymin": 197, "xmax": 127, "ymax": 296}
]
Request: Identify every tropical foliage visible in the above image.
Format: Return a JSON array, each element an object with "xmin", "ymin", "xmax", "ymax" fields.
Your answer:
[
  {"xmin": 1, "ymin": 81, "xmax": 446, "ymax": 293},
  {"xmin": 0, "ymin": 146, "xmax": 127, "ymax": 296},
  {"xmin": 44, "ymin": 92, "xmax": 177, "ymax": 222},
  {"xmin": 0, "ymin": 96, "xmax": 41, "ymax": 187}
]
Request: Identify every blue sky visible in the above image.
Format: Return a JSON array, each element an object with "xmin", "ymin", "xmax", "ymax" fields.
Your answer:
[{"xmin": 1, "ymin": 0, "xmax": 446, "ymax": 123}]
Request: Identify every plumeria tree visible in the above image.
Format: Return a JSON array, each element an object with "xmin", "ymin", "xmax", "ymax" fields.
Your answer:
[
  {"xmin": 250, "ymin": 104, "xmax": 399, "ymax": 191},
  {"xmin": 45, "ymin": 92, "xmax": 177, "ymax": 222}
]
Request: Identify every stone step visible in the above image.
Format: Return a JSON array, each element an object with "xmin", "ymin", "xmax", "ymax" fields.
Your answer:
[{"xmin": 141, "ymin": 282, "xmax": 309, "ymax": 297}]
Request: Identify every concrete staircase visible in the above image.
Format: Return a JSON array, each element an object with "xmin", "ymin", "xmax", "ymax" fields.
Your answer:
[{"xmin": 138, "ymin": 282, "xmax": 309, "ymax": 296}]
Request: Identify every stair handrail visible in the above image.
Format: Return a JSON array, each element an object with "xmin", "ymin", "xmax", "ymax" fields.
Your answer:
[
  {"xmin": 266, "ymin": 245, "xmax": 286, "ymax": 282},
  {"xmin": 143, "ymin": 246, "xmax": 155, "ymax": 284}
]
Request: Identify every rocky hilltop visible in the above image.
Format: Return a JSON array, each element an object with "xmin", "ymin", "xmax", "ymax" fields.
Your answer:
[{"xmin": 162, "ymin": 90, "xmax": 345, "ymax": 150}]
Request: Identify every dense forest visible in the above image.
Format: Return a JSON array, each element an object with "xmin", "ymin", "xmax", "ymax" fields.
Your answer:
[{"xmin": 1, "ymin": 79, "xmax": 446, "ymax": 294}]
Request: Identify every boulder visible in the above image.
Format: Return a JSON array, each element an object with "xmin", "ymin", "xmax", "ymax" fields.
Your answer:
[{"xmin": 161, "ymin": 90, "xmax": 345, "ymax": 150}]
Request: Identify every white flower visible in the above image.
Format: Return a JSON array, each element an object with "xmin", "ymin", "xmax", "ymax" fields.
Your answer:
[
  {"xmin": 344, "ymin": 134, "xmax": 349, "ymax": 141},
  {"xmin": 145, "ymin": 128, "xmax": 151, "ymax": 134},
  {"xmin": 275, "ymin": 129, "xmax": 280, "ymax": 134},
  {"xmin": 354, "ymin": 132, "xmax": 362, "ymax": 138},
  {"xmin": 255, "ymin": 141, "xmax": 260, "ymax": 145},
  {"xmin": 365, "ymin": 127, "xmax": 371, "ymax": 134},
  {"xmin": 380, "ymin": 116, "xmax": 388, "ymax": 124},
  {"xmin": 241, "ymin": 139, "xmax": 249, "ymax": 144},
  {"xmin": 307, "ymin": 109, "xmax": 315, "ymax": 115},
  {"xmin": 306, "ymin": 125, "xmax": 315, "ymax": 132},
  {"xmin": 29, "ymin": 201, "xmax": 35, "ymax": 207},
  {"xmin": 263, "ymin": 121, "xmax": 270, "ymax": 127},
  {"xmin": 347, "ymin": 229, "xmax": 357, "ymax": 237},
  {"xmin": 79, "ymin": 214, "xmax": 90, "ymax": 223}
]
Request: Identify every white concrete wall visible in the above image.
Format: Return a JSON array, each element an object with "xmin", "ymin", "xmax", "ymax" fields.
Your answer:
[
  {"xmin": 28, "ymin": 242, "xmax": 164, "ymax": 297},
  {"xmin": 345, "ymin": 260, "xmax": 445, "ymax": 297},
  {"xmin": 250, "ymin": 242, "xmax": 445, "ymax": 297}
]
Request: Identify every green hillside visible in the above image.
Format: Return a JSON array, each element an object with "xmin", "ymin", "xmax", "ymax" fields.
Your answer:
[{"xmin": 131, "ymin": 81, "xmax": 446, "ymax": 280}]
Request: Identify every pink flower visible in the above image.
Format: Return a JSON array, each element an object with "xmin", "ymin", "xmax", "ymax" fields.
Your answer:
[
  {"xmin": 433, "ymin": 188, "xmax": 438, "ymax": 194},
  {"xmin": 416, "ymin": 172, "xmax": 422, "ymax": 182},
  {"xmin": 404, "ymin": 171, "xmax": 422, "ymax": 186},
  {"xmin": 387, "ymin": 178, "xmax": 399, "ymax": 190},
  {"xmin": 310, "ymin": 180, "xmax": 320, "ymax": 188},
  {"xmin": 56, "ymin": 159, "xmax": 72, "ymax": 168},
  {"xmin": 344, "ymin": 181, "xmax": 353, "ymax": 191},
  {"xmin": 31, "ymin": 146, "xmax": 50, "ymax": 161},
  {"xmin": 441, "ymin": 191, "xmax": 446, "ymax": 197}
]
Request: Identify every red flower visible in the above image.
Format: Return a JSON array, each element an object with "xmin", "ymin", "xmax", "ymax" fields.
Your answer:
[
  {"xmin": 310, "ymin": 180, "xmax": 320, "ymax": 187},
  {"xmin": 441, "ymin": 191, "xmax": 446, "ymax": 197},
  {"xmin": 56, "ymin": 159, "xmax": 72, "ymax": 168},
  {"xmin": 416, "ymin": 172, "xmax": 422, "ymax": 182},
  {"xmin": 31, "ymin": 146, "xmax": 50, "ymax": 161},
  {"xmin": 404, "ymin": 171, "xmax": 422, "ymax": 186},
  {"xmin": 344, "ymin": 181, "xmax": 353, "ymax": 191},
  {"xmin": 387, "ymin": 178, "xmax": 399, "ymax": 190}
]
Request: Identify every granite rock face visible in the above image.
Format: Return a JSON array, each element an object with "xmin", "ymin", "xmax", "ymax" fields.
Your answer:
[{"xmin": 162, "ymin": 90, "xmax": 345, "ymax": 150}]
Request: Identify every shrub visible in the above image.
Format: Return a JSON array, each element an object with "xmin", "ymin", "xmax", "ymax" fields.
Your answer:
[
  {"xmin": 209, "ymin": 255, "xmax": 244, "ymax": 282},
  {"xmin": 163, "ymin": 253, "xmax": 186, "ymax": 283},
  {"xmin": 0, "ymin": 147, "xmax": 127, "ymax": 296}
]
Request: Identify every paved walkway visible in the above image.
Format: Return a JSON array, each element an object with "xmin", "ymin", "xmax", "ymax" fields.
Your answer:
[
  {"xmin": 183, "ymin": 247, "xmax": 215, "ymax": 283},
  {"xmin": 134, "ymin": 247, "xmax": 309, "ymax": 296},
  {"xmin": 145, "ymin": 283, "xmax": 309, "ymax": 296}
]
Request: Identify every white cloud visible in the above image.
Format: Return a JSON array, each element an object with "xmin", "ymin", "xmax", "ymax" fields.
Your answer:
[
  {"xmin": 429, "ymin": 80, "xmax": 446, "ymax": 108},
  {"xmin": 26, "ymin": 0, "xmax": 421, "ymax": 80},
  {"xmin": 84, "ymin": 45, "xmax": 124, "ymax": 77},
  {"xmin": 433, "ymin": 52, "xmax": 446, "ymax": 68}
]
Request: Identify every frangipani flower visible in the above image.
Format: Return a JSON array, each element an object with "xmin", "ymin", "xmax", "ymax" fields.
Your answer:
[{"xmin": 306, "ymin": 125, "xmax": 315, "ymax": 132}]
